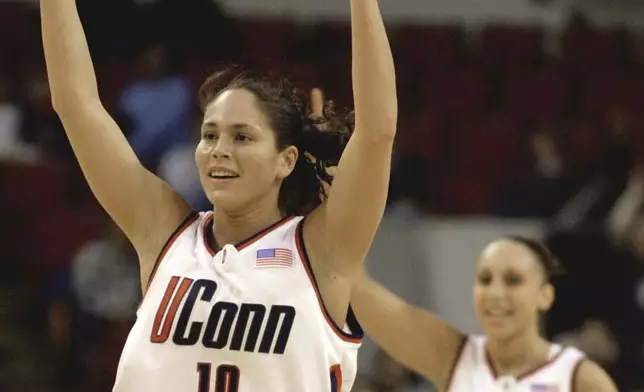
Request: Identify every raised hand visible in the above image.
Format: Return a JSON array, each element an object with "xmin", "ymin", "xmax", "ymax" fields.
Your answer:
[{"xmin": 310, "ymin": 87, "xmax": 325, "ymax": 117}]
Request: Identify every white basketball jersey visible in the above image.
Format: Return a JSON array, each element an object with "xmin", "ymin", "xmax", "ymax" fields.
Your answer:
[
  {"xmin": 113, "ymin": 212, "xmax": 363, "ymax": 392},
  {"xmin": 447, "ymin": 335, "xmax": 585, "ymax": 392}
]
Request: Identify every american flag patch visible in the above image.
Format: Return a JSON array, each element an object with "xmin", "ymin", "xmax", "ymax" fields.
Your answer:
[
  {"xmin": 255, "ymin": 248, "xmax": 293, "ymax": 268},
  {"xmin": 531, "ymin": 384, "xmax": 559, "ymax": 392}
]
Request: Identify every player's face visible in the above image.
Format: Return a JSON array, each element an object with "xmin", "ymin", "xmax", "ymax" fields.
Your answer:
[
  {"xmin": 472, "ymin": 240, "xmax": 554, "ymax": 341},
  {"xmin": 195, "ymin": 89, "xmax": 297, "ymax": 214}
]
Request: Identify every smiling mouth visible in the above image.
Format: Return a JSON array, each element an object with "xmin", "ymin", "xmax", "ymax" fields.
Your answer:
[
  {"xmin": 208, "ymin": 170, "xmax": 240, "ymax": 180},
  {"xmin": 484, "ymin": 310, "xmax": 512, "ymax": 317}
]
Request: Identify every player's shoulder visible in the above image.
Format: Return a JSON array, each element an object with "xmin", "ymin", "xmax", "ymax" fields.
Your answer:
[
  {"xmin": 158, "ymin": 210, "xmax": 203, "ymax": 244},
  {"xmin": 572, "ymin": 360, "xmax": 618, "ymax": 392},
  {"xmin": 558, "ymin": 343, "xmax": 585, "ymax": 361},
  {"xmin": 277, "ymin": 215, "xmax": 304, "ymax": 234},
  {"xmin": 155, "ymin": 210, "xmax": 208, "ymax": 258},
  {"xmin": 254, "ymin": 215, "xmax": 304, "ymax": 244},
  {"xmin": 454, "ymin": 334, "xmax": 486, "ymax": 364},
  {"xmin": 178, "ymin": 210, "xmax": 207, "ymax": 237}
]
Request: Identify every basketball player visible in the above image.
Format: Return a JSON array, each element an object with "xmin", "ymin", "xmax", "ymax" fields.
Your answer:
[
  {"xmin": 39, "ymin": 0, "xmax": 397, "ymax": 390},
  {"xmin": 351, "ymin": 236, "xmax": 618, "ymax": 391}
]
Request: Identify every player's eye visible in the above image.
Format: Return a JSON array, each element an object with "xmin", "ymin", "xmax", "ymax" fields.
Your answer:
[{"xmin": 236, "ymin": 133, "xmax": 251, "ymax": 142}]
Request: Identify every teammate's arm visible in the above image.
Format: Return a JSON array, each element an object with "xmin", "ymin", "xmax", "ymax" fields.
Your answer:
[
  {"xmin": 573, "ymin": 360, "xmax": 618, "ymax": 392},
  {"xmin": 40, "ymin": 0, "xmax": 192, "ymax": 289},
  {"xmin": 351, "ymin": 273, "xmax": 465, "ymax": 391},
  {"xmin": 305, "ymin": 0, "xmax": 397, "ymax": 277}
]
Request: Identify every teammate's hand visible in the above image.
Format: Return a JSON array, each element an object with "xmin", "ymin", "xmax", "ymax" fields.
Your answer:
[
  {"xmin": 310, "ymin": 87, "xmax": 324, "ymax": 117},
  {"xmin": 308, "ymin": 88, "xmax": 338, "ymax": 179}
]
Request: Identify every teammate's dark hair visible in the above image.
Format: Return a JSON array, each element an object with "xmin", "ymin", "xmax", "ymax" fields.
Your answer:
[
  {"xmin": 198, "ymin": 68, "xmax": 353, "ymax": 216},
  {"xmin": 505, "ymin": 235, "xmax": 564, "ymax": 282}
]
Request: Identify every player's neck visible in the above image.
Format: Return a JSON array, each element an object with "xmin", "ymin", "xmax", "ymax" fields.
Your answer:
[
  {"xmin": 212, "ymin": 195, "xmax": 284, "ymax": 247},
  {"xmin": 485, "ymin": 330, "xmax": 550, "ymax": 378}
]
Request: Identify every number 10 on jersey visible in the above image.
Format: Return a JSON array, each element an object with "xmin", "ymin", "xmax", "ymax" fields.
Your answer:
[{"xmin": 197, "ymin": 363, "xmax": 240, "ymax": 392}]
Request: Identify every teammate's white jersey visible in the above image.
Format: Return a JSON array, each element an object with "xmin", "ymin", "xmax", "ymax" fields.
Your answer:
[
  {"xmin": 113, "ymin": 211, "xmax": 363, "ymax": 392},
  {"xmin": 447, "ymin": 335, "xmax": 585, "ymax": 392}
]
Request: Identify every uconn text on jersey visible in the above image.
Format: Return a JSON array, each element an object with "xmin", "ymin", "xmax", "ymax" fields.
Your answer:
[{"xmin": 150, "ymin": 276, "xmax": 296, "ymax": 354}]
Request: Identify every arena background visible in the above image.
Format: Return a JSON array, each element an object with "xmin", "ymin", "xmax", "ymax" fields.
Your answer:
[{"xmin": 1, "ymin": 0, "xmax": 644, "ymax": 390}]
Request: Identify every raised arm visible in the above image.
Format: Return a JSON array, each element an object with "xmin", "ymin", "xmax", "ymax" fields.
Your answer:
[
  {"xmin": 40, "ymin": 0, "xmax": 191, "ymax": 289},
  {"xmin": 305, "ymin": 0, "xmax": 397, "ymax": 276},
  {"xmin": 351, "ymin": 274, "xmax": 465, "ymax": 390}
]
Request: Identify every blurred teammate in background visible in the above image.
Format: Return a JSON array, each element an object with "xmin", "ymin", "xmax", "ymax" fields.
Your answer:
[
  {"xmin": 39, "ymin": 0, "xmax": 397, "ymax": 390},
  {"xmin": 351, "ymin": 236, "xmax": 618, "ymax": 392}
]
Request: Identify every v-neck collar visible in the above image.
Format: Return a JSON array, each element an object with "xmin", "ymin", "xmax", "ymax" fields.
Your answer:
[
  {"xmin": 202, "ymin": 213, "xmax": 296, "ymax": 256},
  {"xmin": 484, "ymin": 344, "xmax": 564, "ymax": 382}
]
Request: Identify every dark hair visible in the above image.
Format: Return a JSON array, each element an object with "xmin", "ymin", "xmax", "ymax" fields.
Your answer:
[
  {"xmin": 505, "ymin": 236, "xmax": 564, "ymax": 282},
  {"xmin": 198, "ymin": 68, "xmax": 354, "ymax": 216}
]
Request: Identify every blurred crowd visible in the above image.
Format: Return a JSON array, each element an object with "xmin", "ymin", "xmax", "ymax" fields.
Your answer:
[{"xmin": 1, "ymin": 0, "xmax": 644, "ymax": 390}]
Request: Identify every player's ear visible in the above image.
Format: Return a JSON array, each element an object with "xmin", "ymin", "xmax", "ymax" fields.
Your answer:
[{"xmin": 537, "ymin": 283, "xmax": 555, "ymax": 312}]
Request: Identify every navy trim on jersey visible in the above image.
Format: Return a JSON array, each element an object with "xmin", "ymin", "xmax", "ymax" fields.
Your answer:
[
  {"xmin": 445, "ymin": 335, "xmax": 468, "ymax": 392},
  {"xmin": 296, "ymin": 219, "xmax": 364, "ymax": 342},
  {"xmin": 203, "ymin": 213, "xmax": 296, "ymax": 255},
  {"xmin": 329, "ymin": 365, "xmax": 342, "ymax": 392},
  {"xmin": 330, "ymin": 371, "xmax": 338, "ymax": 392},
  {"xmin": 146, "ymin": 211, "xmax": 199, "ymax": 290},
  {"xmin": 345, "ymin": 305, "xmax": 364, "ymax": 340}
]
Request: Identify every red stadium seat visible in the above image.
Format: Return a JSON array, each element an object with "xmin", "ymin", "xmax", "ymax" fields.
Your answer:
[
  {"xmin": 0, "ymin": 161, "xmax": 66, "ymax": 216},
  {"xmin": 96, "ymin": 61, "xmax": 138, "ymax": 110},
  {"xmin": 257, "ymin": 60, "xmax": 321, "ymax": 91},
  {"xmin": 422, "ymin": 68, "xmax": 488, "ymax": 118},
  {"xmin": 480, "ymin": 25, "xmax": 544, "ymax": 71},
  {"xmin": 395, "ymin": 112, "xmax": 445, "ymax": 162},
  {"xmin": 290, "ymin": 65, "xmax": 321, "ymax": 91},
  {"xmin": 505, "ymin": 67, "xmax": 569, "ymax": 121},
  {"xmin": 0, "ymin": 205, "xmax": 23, "ymax": 262},
  {"xmin": 583, "ymin": 74, "xmax": 640, "ymax": 117},
  {"xmin": 562, "ymin": 26, "xmax": 627, "ymax": 73},
  {"xmin": 318, "ymin": 56, "xmax": 353, "ymax": 109},
  {"xmin": 625, "ymin": 78, "xmax": 644, "ymax": 115},
  {"xmin": 437, "ymin": 171, "xmax": 494, "ymax": 215},
  {"xmin": 0, "ymin": 3, "xmax": 35, "ymax": 74},
  {"xmin": 237, "ymin": 19, "xmax": 297, "ymax": 62},
  {"xmin": 184, "ymin": 62, "xmax": 217, "ymax": 93},
  {"xmin": 393, "ymin": 24, "xmax": 463, "ymax": 72},
  {"xmin": 560, "ymin": 118, "xmax": 604, "ymax": 167},
  {"xmin": 22, "ymin": 207, "xmax": 102, "ymax": 270},
  {"xmin": 448, "ymin": 115, "xmax": 520, "ymax": 179},
  {"xmin": 307, "ymin": 22, "xmax": 352, "ymax": 60}
]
